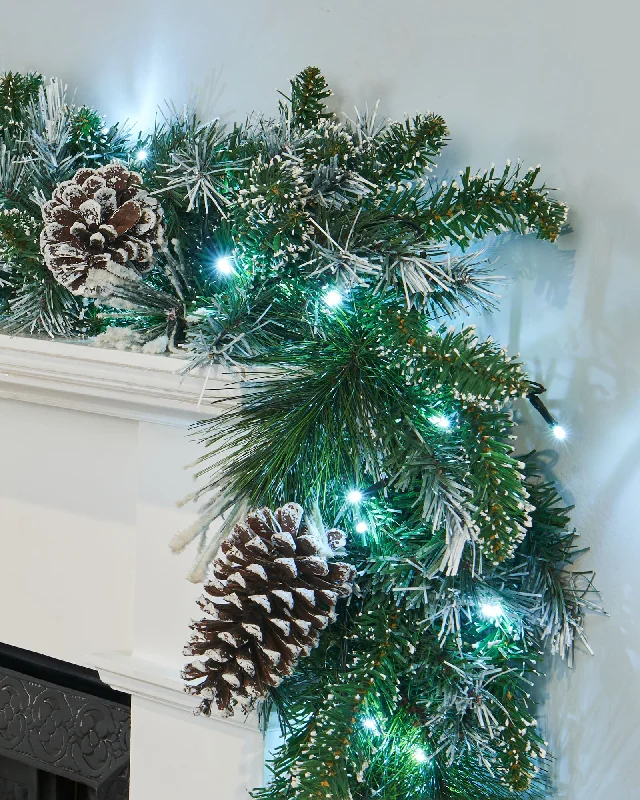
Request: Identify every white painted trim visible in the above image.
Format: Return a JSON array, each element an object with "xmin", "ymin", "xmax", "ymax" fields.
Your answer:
[
  {"xmin": 0, "ymin": 335, "xmax": 239, "ymax": 426},
  {"xmin": 88, "ymin": 650, "xmax": 261, "ymax": 733}
]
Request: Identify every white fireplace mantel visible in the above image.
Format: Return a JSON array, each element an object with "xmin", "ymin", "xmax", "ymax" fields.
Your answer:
[
  {"xmin": 0, "ymin": 334, "xmax": 265, "ymax": 799},
  {"xmin": 88, "ymin": 649, "xmax": 261, "ymax": 733},
  {"xmin": 0, "ymin": 333, "xmax": 241, "ymax": 426}
]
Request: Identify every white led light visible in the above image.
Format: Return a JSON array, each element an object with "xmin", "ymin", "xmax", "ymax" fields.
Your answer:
[
  {"xmin": 362, "ymin": 718, "xmax": 378, "ymax": 732},
  {"xmin": 347, "ymin": 490, "xmax": 363, "ymax": 504},
  {"xmin": 323, "ymin": 288, "xmax": 343, "ymax": 308},
  {"xmin": 136, "ymin": 149, "xmax": 148, "ymax": 162},
  {"xmin": 102, "ymin": 126, "xmax": 110, "ymax": 134},
  {"xmin": 215, "ymin": 256, "xmax": 234, "ymax": 275},
  {"xmin": 429, "ymin": 415, "xmax": 451, "ymax": 429},
  {"xmin": 552, "ymin": 424, "xmax": 567, "ymax": 440},
  {"xmin": 355, "ymin": 521, "xmax": 368, "ymax": 534},
  {"xmin": 413, "ymin": 747, "xmax": 428, "ymax": 763},
  {"xmin": 481, "ymin": 602, "xmax": 503, "ymax": 621}
]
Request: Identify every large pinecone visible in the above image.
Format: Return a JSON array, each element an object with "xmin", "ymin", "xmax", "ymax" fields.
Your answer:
[
  {"xmin": 40, "ymin": 164, "xmax": 164, "ymax": 296},
  {"xmin": 183, "ymin": 503, "xmax": 354, "ymax": 714}
]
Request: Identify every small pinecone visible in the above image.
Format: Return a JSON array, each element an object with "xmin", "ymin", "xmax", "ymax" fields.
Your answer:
[
  {"xmin": 183, "ymin": 503, "xmax": 354, "ymax": 715},
  {"xmin": 40, "ymin": 163, "xmax": 164, "ymax": 296}
]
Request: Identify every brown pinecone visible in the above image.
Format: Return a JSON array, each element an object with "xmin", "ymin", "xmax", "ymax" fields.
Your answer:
[
  {"xmin": 40, "ymin": 163, "xmax": 164, "ymax": 296},
  {"xmin": 183, "ymin": 503, "xmax": 354, "ymax": 715}
]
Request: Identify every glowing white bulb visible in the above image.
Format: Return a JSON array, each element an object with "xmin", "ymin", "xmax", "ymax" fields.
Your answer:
[
  {"xmin": 413, "ymin": 747, "xmax": 428, "ymax": 763},
  {"xmin": 429, "ymin": 415, "xmax": 451, "ymax": 429},
  {"xmin": 552, "ymin": 424, "xmax": 567, "ymax": 440},
  {"xmin": 323, "ymin": 288, "xmax": 343, "ymax": 308},
  {"xmin": 215, "ymin": 256, "xmax": 234, "ymax": 275},
  {"xmin": 347, "ymin": 490, "xmax": 363, "ymax": 504},
  {"xmin": 362, "ymin": 718, "xmax": 378, "ymax": 732},
  {"xmin": 136, "ymin": 149, "xmax": 148, "ymax": 162},
  {"xmin": 355, "ymin": 521, "xmax": 368, "ymax": 534},
  {"xmin": 102, "ymin": 126, "xmax": 110, "ymax": 134},
  {"xmin": 481, "ymin": 602, "xmax": 503, "ymax": 621}
]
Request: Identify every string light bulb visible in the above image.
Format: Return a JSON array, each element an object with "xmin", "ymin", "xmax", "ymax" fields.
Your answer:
[
  {"xmin": 355, "ymin": 521, "xmax": 368, "ymax": 534},
  {"xmin": 526, "ymin": 390, "xmax": 568, "ymax": 442},
  {"xmin": 215, "ymin": 256, "xmax": 234, "ymax": 275},
  {"xmin": 413, "ymin": 747, "xmax": 428, "ymax": 763},
  {"xmin": 362, "ymin": 718, "xmax": 379, "ymax": 733},
  {"xmin": 323, "ymin": 288, "xmax": 343, "ymax": 308},
  {"xmin": 347, "ymin": 489, "xmax": 363, "ymax": 504},
  {"xmin": 481, "ymin": 602, "xmax": 503, "ymax": 621},
  {"xmin": 552, "ymin": 424, "xmax": 567, "ymax": 440},
  {"xmin": 429, "ymin": 414, "xmax": 451, "ymax": 430},
  {"xmin": 135, "ymin": 149, "xmax": 148, "ymax": 162}
]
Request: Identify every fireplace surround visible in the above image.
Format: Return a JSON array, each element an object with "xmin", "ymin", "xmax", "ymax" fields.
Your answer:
[
  {"xmin": 0, "ymin": 644, "xmax": 130, "ymax": 800},
  {"xmin": 0, "ymin": 335, "xmax": 264, "ymax": 799}
]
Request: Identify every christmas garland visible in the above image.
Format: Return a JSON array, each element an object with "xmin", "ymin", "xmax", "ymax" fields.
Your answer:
[{"xmin": 0, "ymin": 67, "xmax": 599, "ymax": 798}]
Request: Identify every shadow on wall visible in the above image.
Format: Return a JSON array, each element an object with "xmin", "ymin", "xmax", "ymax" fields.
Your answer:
[
  {"xmin": 543, "ymin": 618, "xmax": 639, "ymax": 798},
  {"xmin": 546, "ymin": 280, "xmax": 640, "ymax": 794},
  {"xmin": 487, "ymin": 222, "xmax": 640, "ymax": 797},
  {"xmin": 493, "ymin": 232, "xmax": 575, "ymax": 305}
]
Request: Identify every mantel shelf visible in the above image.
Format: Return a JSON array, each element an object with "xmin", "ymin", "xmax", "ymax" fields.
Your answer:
[
  {"xmin": 88, "ymin": 651, "xmax": 261, "ymax": 733},
  {"xmin": 0, "ymin": 334, "xmax": 237, "ymax": 426}
]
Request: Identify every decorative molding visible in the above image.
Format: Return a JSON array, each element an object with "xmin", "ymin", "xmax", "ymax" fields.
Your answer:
[
  {"xmin": 0, "ymin": 335, "xmax": 239, "ymax": 427},
  {"xmin": 88, "ymin": 652, "xmax": 260, "ymax": 734},
  {"xmin": 0, "ymin": 665, "xmax": 130, "ymax": 789}
]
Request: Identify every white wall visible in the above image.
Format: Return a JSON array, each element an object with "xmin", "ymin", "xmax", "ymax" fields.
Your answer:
[
  {"xmin": 0, "ymin": 399, "xmax": 137, "ymax": 661},
  {"xmin": 1, "ymin": 1, "xmax": 639, "ymax": 796}
]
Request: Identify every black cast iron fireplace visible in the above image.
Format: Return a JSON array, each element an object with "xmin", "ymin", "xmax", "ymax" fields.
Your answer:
[{"xmin": 0, "ymin": 644, "xmax": 130, "ymax": 800}]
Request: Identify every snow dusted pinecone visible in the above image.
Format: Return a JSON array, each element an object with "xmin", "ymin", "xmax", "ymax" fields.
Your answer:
[
  {"xmin": 183, "ymin": 503, "xmax": 355, "ymax": 715},
  {"xmin": 40, "ymin": 164, "xmax": 164, "ymax": 296}
]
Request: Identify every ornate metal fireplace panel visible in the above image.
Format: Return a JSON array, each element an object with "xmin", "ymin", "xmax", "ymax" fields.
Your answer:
[{"xmin": 0, "ymin": 657, "xmax": 130, "ymax": 800}]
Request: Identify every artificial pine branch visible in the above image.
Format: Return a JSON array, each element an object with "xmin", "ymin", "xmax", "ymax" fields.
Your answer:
[
  {"xmin": 419, "ymin": 163, "xmax": 568, "ymax": 246},
  {"xmin": 462, "ymin": 406, "xmax": 532, "ymax": 566},
  {"xmin": 255, "ymin": 600, "xmax": 405, "ymax": 800},
  {"xmin": 0, "ymin": 71, "xmax": 43, "ymax": 131},
  {"xmin": 369, "ymin": 112, "xmax": 449, "ymax": 182},
  {"xmin": 515, "ymin": 458, "xmax": 602, "ymax": 664},
  {"xmin": 187, "ymin": 297, "xmax": 547, "ymax": 587},
  {"xmin": 289, "ymin": 66, "xmax": 333, "ymax": 130},
  {"xmin": 68, "ymin": 106, "xmax": 131, "ymax": 167},
  {"xmin": 5, "ymin": 272, "xmax": 82, "ymax": 336}
]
